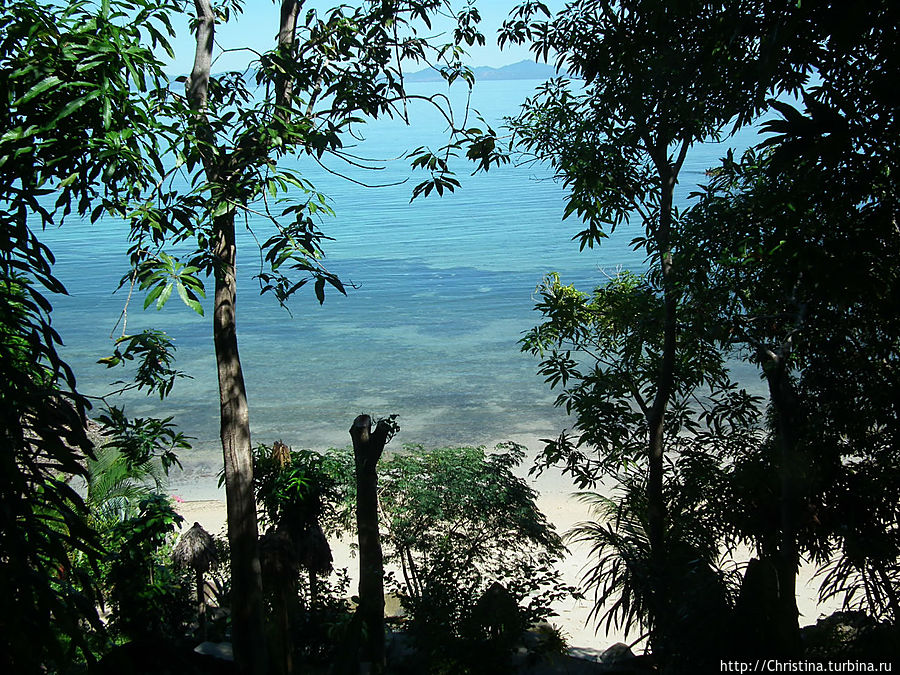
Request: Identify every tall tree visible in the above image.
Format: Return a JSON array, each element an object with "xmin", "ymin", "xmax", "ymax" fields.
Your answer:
[
  {"xmin": 126, "ymin": 2, "xmax": 485, "ymax": 671},
  {"xmin": 521, "ymin": 268, "xmax": 760, "ymax": 664},
  {"xmin": 678, "ymin": 0, "xmax": 900, "ymax": 640},
  {"xmin": 0, "ymin": 0, "xmax": 178, "ymax": 670},
  {"xmin": 501, "ymin": 0, "xmax": 812, "ymax": 657}
]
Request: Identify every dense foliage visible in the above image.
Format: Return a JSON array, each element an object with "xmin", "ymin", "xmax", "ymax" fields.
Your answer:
[
  {"xmin": 2, "ymin": 0, "xmax": 898, "ymax": 671},
  {"xmin": 103, "ymin": 494, "xmax": 191, "ymax": 641},
  {"xmin": 0, "ymin": 1, "xmax": 180, "ymax": 670},
  {"xmin": 677, "ymin": 0, "xmax": 900, "ymax": 626},
  {"xmin": 319, "ymin": 442, "xmax": 573, "ymax": 672},
  {"xmin": 113, "ymin": 3, "xmax": 496, "ymax": 669},
  {"xmin": 511, "ymin": 0, "xmax": 899, "ymax": 667}
]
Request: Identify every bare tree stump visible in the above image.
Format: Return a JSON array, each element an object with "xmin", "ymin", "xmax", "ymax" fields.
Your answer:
[{"xmin": 349, "ymin": 414, "xmax": 395, "ymax": 673}]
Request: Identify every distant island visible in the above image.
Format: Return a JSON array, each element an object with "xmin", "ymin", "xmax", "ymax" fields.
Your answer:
[{"xmin": 404, "ymin": 59, "xmax": 566, "ymax": 83}]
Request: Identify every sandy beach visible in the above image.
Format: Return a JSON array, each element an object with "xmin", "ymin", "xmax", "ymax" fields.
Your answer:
[{"xmin": 170, "ymin": 436, "xmax": 840, "ymax": 654}]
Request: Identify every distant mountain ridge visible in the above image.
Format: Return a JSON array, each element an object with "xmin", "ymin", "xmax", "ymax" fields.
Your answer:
[{"xmin": 405, "ymin": 59, "xmax": 565, "ymax": 83}]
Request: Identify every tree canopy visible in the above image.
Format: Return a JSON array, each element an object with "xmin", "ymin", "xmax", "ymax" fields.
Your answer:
[
  {"xmin": 1, "ymin": 1, "xmax": 179, "ymax": 669},
  {"xmin": 508, "ymin": 0, "xmax": 899, "ymax": 665},
  {"xmin": 2, "ymin": 0, "xmax": 899, "ymax": 670}
]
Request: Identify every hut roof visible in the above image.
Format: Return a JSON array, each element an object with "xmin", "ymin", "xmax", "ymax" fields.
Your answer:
[
  {"xmin": 260, "ymin": 527, "xmax": 300, "ymax": 583},
  {"xmin": 298, "ymin": 522, "xmax": 333, "ymax": 575},
  {"xmin": 173, "ymin": 522, "xmax": 218, "ymax": 573}
]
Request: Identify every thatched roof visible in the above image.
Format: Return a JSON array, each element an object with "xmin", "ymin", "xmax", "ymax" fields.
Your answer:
[
  {"xmin": 260, "ymin": 527, "xmax": 300, "ymax": 583},
  {"xmin": 298, "ymin": 522, "xmax": 333, "ymax": 575},
  {"xmin": 259, "ymin": 521, "xmax": 333, "ymax": 583},
  {"xmin": 173, "ymin": 522, "xmax": 218, "ymax": 573}
]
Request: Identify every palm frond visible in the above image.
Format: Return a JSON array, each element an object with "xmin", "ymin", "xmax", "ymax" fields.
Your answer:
[
  {"xmin": 817, "ymin": 555, "xmax": 899, "ymax": 623},
  {"xmin": 566, "ymin": 491, "xmax": 653, "ymax": 637},
  {"xmin": 84, "ymin": 444, "xmax": 166, "ymax": 528}
]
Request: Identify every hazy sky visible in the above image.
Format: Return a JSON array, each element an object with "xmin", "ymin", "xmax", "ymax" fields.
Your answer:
[{"xmin": 161, "ymin": 0, "xmax": 565, "ymax": 75}]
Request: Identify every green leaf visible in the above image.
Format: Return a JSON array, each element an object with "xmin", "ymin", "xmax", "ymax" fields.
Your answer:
[
  {"xmin": 52, "ymin": 91, "xmax": 101, "ymax": 124},
  {"xmin": 176, "ymin": 281, "xmax": 203, "ymax": 316},
  {"xmin": 156, "ymin": 282, "xmax": 173, "ymax": 309},
  {"xmin": 14, "ymin": 75, "xmax": 62, "ymax": 105},
  {"xmin": 143, "ymin": 284, "xmax": 163, "ymax": 309}
]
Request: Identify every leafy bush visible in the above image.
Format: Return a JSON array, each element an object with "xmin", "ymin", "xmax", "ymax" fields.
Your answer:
[
  {"xmin": 252, "ymin": 442, "xmax": 346, "ymax": 537},
  {"xmin": 104, "ymin": 494, "xmax": 193, "ymax": 642},
  {"xmin": 82, "ymin": 445, "xmax": 165, "ymax": 531},
  {"xmin": 800, "ymin": 611, "xmax": 898, "ymax": 662},
  {"xmin": 569, "ymin": 467, "xmax": 739, "ymax": 671},
  {"xmin": 249, "ymin": 442, "xmax": 574, "ymax": 670},
  {"xmin": 252, "ymin": 442, "xmax": 356, "ymax": 671},
  {"xmin": 372, "ymin": 443, "xmax": 573, "ymax": 672},
  {"xmin": 0, "ymin": 273, "xmax": 104, "ymax": 672},
  {"xmin": 291, "ymin": 567, "xmax": 354, "ymax": 665}
]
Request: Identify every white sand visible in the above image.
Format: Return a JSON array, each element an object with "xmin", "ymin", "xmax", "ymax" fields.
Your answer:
[{"xmin": 170, "ymin": 437, "xmax": 840, "ymax": 654}]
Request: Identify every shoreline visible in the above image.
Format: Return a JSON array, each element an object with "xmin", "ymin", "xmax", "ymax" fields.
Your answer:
[{"xmin": 169, "ymin": 436, "xmax": 839, "ymax": 654}]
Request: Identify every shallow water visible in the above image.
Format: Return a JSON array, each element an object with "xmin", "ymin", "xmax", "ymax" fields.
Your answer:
[{"xmin": 42, "ymin": 78, "xmax": 764, "ymax": 474}]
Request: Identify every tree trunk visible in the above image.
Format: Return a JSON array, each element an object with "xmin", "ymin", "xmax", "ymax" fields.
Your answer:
[
  {"xmin": 186, "ymin": 2, "xmax": 268, "ymax": 671},
  {"xmin": 763, "ymin": 355, "xmax": 802, "ymax": 657},
  {"xmin": 875, "ymin": 563, "xmax": 900, "ymax": 624},
  {"xmin": 276, "ymin": 1, "xmax": 300, "ymax": 114},
  {"xmin": 196, "ymin": 570, "xmax": 207, "ymax": 641},
  {"xmin": 309, "ymin": 568, "xmax": 318, "ymax": 605},
  {"xmin": 270, "ymin": 584, "xmax": 293, "ymax": 675},
  {"xmin": 645, "ymin": 168, "xmax": 679, "ymax": 659},
  {"xmin": 213, "ymin": 211, "xmax": 268, "ymax": 674},
  {"xmin": 646, "ymin": 406, "xmax": 667, "ymax": 651},
  {"xmin": 349, "ymin": 415, "xmax": 393, "ymax": 673}
]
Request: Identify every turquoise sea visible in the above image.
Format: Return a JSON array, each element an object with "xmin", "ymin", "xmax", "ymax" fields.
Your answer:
[{"xmin": 42, "ymin": 78, "xmax": 762, "ymax": 476}]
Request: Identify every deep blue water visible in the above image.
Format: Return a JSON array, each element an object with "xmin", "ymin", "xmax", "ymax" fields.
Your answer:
[{"xmin": 41, "ymin": 79, "xmax": 763, "ymax": 473}]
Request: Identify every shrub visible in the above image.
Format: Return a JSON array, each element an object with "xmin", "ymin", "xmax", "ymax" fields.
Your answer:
[
  {"xmin": 372, "ymin": 443, "xmax": 574, "ymax": 671},
  {"xmin": 104, "ymin": 494, "xmax": 192, "ymax": 642}
]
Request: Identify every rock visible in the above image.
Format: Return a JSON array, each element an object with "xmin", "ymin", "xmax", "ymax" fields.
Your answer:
[
  {"xmin": 801, "ymin": 611, "xmax": 897, "ymax": 661},
  {"xmin": 471, "ymin": 581, "xmax": 521, "ymax": 642},
  {"xmin": 193, "ymin": 641, "xmax": 234, "ymax": 661},
  {"xmin": 600, "ymin": 642, "xmax": 635, "ymax": 664},
  {"xmin": 733, "ymin": 556, "xmax": 799, "ymax": 656}
]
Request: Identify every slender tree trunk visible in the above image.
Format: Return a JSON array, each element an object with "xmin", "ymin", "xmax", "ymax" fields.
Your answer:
[
  {"xmin": 213, "ymin": 212, "xmax": 268, "ymax": 674},
  {"xmin": 402, "ymin": 546, "xmax": 421, "ymax": 600},
  {"xmin": 646, "ymin": 404, "xmax": 667, "ymax": 654},
  {"xmin": 309, "ymin": 568, "xmax": 318, "ymax": 605},
  {"xmin": 875, "ymin": 563, "xmax": 900, "ymax": 623},
  {"xmin": 196, "ymin": 570, "xmax": 207, "ymax": 640},
  {"xmin": 276, "ymin": 1, "xmax": 300, "ymax": 113},
  {"xmin": 186, "ymin": 3, "xmax": 268, "ymax": 671},
  {"xmin": 270, "ymin": 584, "xmax": 293, "ymax": 675},
  {"xmin": 646, "ymin": 410, "xmax": 667, "ymax": 565},
  {"xmin": 350, "ymin": 415, "xmax": 392, "ymax": 673},
  {"xmin": 763, "ymin": 355, "xmax": 802, "ymax": 656},
  {"xmin": 645, "ymin": 169, "xmax": 679, "ymax": 659}
]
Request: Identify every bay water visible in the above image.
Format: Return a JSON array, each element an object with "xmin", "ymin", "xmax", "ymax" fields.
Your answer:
[{"xmin": 42, "ymin": 78, "xmax": 762, "ymax": 478}]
